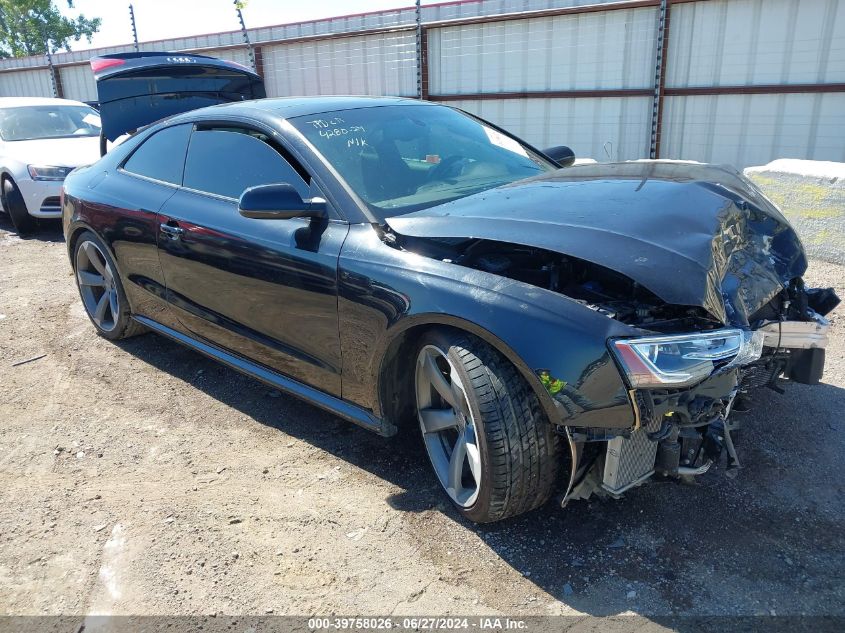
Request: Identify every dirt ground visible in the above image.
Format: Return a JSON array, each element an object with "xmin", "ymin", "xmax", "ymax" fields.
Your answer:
[{"xmin": 1, "ymin": 216, "xmax": 843, "ymax": 622}]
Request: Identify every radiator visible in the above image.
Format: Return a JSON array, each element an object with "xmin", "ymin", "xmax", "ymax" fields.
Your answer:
[{"xmin": 602, "ymin": 417, "xmax": 662, "ymax": 495}]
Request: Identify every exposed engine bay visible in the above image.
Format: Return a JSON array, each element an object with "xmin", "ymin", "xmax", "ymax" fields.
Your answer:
[
  {"xmin": 386, "ymin": 232, "xmax": 839, "ymax": 503},
  {"xmin": 397, "ymin": 235, "xmax": 719, "ymax": 330},
  {"xmin": 383, "ymin": 160, "xmax": 840, "ymax": 505},
  {"xmin": 571, "ymin": 287, "xmax": 836, "ymax": 503}
]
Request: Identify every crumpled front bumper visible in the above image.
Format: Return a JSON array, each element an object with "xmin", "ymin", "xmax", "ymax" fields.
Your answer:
[
  {"xmin": 601, "ymin": 369, "xmax": 740, "ymax": 496},
  {"xmin": 563, "ymin": 314, "xmax": 832, "ymax": 503}
]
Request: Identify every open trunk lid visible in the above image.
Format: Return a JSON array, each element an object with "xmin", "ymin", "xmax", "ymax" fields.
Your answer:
[{"xmin": 91, "ymin": 52, "xmax": 265, "ymax": 143}]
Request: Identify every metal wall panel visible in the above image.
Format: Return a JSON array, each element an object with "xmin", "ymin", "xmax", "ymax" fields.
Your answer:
[
  {"xmin": 661, "ymin": 93, "xmax": 845, "ymax": 167},
  {"xmin": 252, "ymin": 8, "xmax": 415, "ymax": 43},
  {"xmin": 428, "ymin": 7, "xmax": 658, "ymax": 94},
  {"xmin": 447, "ymin": 96, "xmax": 652, "ymax": 160},
  {"xmin": 0, "ymin": 69, "xmax": 53, "ymax": 97},
  {"xmin": 58, "ymin": 64, "xmax": 97, "ymax": 102},
  {"xmin": 0, "ymin": 0, "xmax": 840, "ymax": 171},
  {"xmin": 422, "ymin": 0, "xmax": 634, "ymax": 23},
  {"xmin": 667, "ymin": 0, "xmax": 845, "ymax": 87},
  {"xmin": 0, "ymin": 1, "xmax": 629, "ymax": 71},
  {"xmin": 246, "ymin": 1, "xmax": 626, "ymax": 47},
  {"xmin": 262, "ymin": 32, "xmax": 417, "ymax": 98},
  {"xmin": 201, "ymin": 47, "xmax": 252, "ymax": 68},
  {"xmin": 0, "ymin": 43, "xmax": 138, "ymax": 70}
]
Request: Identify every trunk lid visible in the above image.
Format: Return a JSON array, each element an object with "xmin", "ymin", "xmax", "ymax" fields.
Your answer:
[{"xmin": 91, "ymin": 52, "xmax": 265, "ymax": 142}]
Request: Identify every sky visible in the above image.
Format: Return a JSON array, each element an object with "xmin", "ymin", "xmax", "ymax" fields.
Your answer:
[{"xmin": 58, "ymin": 0, "xmax": 426, "ymax": 51}]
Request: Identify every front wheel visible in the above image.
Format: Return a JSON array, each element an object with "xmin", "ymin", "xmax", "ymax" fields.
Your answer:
[
  {"xmin": 2, "ymin": 177, "xmax": 37, "ymax": 234},
  {"xmin": 414, "ymin": 329, "xmax": 561, "ymax": 522}
]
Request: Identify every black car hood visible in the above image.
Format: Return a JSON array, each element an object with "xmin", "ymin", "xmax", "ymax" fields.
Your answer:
[{"xmin": 385, "ymin": 161, "xmax": 807, "ymax": 327}]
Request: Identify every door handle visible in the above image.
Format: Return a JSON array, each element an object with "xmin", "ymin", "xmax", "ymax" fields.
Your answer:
[{"xmin": 159, "ymin": 223, "xmax": 185, "ymax": 239}]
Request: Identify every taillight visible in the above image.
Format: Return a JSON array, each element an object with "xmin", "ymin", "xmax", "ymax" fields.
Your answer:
[{"xmin": 90, "ymin": 57, "xmax": 126, "ymax": 74}]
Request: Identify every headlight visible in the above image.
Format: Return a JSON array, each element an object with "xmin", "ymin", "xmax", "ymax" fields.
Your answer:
[
  {"xmin": 610, "ymin": 328, "xmax": 762, "ymax": 389},
  {"xmin": 27, "ymin": 165, "xmax": 74, "ymax": 181}
]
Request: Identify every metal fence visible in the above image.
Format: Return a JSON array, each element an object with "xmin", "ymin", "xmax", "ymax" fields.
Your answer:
[{"xmin": 0, "ymin": 0, "xmax": 843, "ymax": 168}]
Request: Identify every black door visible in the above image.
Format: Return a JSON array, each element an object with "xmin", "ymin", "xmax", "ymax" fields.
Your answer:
[
  {"xmin": 156, "ymin": 125, "xmax": 348, "ymax": 396},
  {"xmin": 100, "ymin": 123, "xmax": 192, "ymax": 330}
]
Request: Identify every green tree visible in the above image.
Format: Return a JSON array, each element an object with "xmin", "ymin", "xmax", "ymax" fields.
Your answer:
[{"xmin": 0, "ymin": 0, "xmax": 100, "ymax": 58}]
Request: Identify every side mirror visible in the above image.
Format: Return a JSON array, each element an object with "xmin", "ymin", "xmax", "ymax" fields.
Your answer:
[
  {"xmin": 543, "ymin": 145, "xmax": 576, "ymax": 168},
  {"xmin": 238, "ymin": 183, "xmax": 327, "ymax": 220}
]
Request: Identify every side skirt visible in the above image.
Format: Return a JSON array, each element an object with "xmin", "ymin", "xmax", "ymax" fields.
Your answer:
[{"xmin": 133, "ymin": 315, "xmax": 396, "ymax": 437}]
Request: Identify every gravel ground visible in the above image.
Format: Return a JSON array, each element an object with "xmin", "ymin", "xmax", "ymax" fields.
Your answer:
[
  {"xmin": 0, "ymin": 216, "xmax": 843, "ymax": 622},
  {"xmin": 745, "ymin": 166, "xmax": 845, "ymax": 266}
]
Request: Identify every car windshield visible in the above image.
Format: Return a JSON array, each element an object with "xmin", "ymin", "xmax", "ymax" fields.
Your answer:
[
  {"xmin": 0, "ymin": 105, "xmax": 101, "ymax": 141},
  {"xmin": 290, "ymin": 105, "xmax": 555, "ymax": 220}
]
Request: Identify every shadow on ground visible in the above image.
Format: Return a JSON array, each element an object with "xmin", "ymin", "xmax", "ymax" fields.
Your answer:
[
  {"xmin": 113, "ymin": 328, "xmax": 845, "ymax": 619},
  {"xmin": 0, "ymin": 215, "xmax": 64, "ymax": 241}
]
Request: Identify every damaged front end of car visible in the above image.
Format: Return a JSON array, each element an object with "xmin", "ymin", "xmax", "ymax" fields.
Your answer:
[
  {"xmin": 560, "ymin": 263, "xmax": 837, "ymax": 503},
  {"xmin": 384, "ymin": 160, "xmax": 839, "ymax": 504},
  {"xmin": 565, "ymin": 299, "xmax": 833, "ymax": 503},
  {"xmin": 478, "ymin": 248, "xmax": 837, "ymax": 503}
]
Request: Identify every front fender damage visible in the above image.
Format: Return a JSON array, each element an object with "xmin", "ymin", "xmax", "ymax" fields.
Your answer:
[{"xmin": 379, "ymin": 161, "xmax": 840, "ymax": 505}]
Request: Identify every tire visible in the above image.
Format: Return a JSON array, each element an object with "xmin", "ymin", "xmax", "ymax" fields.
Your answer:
[
  {"xmin": 72, "ymin": 230, "xmax": 145, "ymax": 341},
  {"xmin": 414, "ymin": 329, "xmax": 561, "ymax": 522},
  {"xmin": 2, "ymin": 176, "xmax": 37, "ymax": 235}
]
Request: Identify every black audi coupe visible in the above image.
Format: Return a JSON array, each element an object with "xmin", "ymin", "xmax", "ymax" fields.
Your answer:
[{"xmin": 62, "ymin": 53, "xmax": 838, "ymax": 522}]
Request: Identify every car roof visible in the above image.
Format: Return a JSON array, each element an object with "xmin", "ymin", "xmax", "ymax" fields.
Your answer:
[
  {"xmin": 169, "ymin": 96, "xmax": 437, "ymax": 124},
  {"xmin": 0, "ymin": 97, "xmax": 90, "ymax": 108}
]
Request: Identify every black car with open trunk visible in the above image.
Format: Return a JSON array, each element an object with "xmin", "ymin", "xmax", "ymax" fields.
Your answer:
[{"xmin": 62, "ymin": 53, "xmax": 838, "ymax": 522}]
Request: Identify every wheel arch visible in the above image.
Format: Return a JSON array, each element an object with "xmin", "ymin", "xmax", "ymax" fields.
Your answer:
[
  {"xmin": 1, "ymin": 164, "xmax": 31, "ymax": 194},
  {"xmin": 1, "ymin": 163, "xmax": 25, "ymax": 184},
  {"xmin": 66, "ymin": 221, "xmax": 96, "ymax": 259},
  {"xmin": 0, "ymin": 170, "xmax": 11, "ymax": 210},
  {"xmin": 66, "ymin": 222, "xmax": 135, "ymax": 311},
  {"xmin": 376, "ymin": 313, "xmax": 560, "ymax": 433},
  {"xmin": 1, "ymin": 169, "xmax": 17, "ymax": 202},
  {"xmin": 1, "ymin": 169, "xmax": 38, "ymax": 228}
]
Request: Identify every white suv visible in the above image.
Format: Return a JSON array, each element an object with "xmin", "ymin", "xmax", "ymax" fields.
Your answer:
[{"xmin": 0, "ymin": 97, "xmax": 103, "ymax": 234}]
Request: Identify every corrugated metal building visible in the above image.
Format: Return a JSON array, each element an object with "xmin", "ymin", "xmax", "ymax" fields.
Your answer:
[{"xmin": 0, "ymin": 0, "xmax": 842, "ymax": 168}]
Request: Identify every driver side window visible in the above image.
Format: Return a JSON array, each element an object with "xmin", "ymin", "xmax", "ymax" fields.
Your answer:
[{"xmin": 183, "ymin": 127, "xmax": 309, "ymax": 200}]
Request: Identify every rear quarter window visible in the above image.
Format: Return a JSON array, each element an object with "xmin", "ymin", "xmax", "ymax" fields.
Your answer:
[{"xmin": 122, "ymin": 124, "xmax": 192, "ymax": 185}]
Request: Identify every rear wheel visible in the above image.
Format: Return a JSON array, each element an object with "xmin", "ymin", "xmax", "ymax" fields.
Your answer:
[
  {"xmin": 2, "ymin": 176, "xmax": 37, "ymax": 234},
  {"xmin": 73, "ymin": 231, "xmax": 145, "ymax": 340},
  {"xmin": 414, "ymin": 329, "xmax": 561, "ymax": 522}
]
